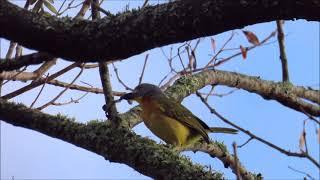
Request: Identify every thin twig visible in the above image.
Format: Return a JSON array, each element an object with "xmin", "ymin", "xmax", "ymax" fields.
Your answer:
[
  {"xmin": 205, "ymin": 85, "xmax": 215, "ymax": 101},
  {"xmin": 288, "ymin": 166, "xmax": 316, "ymax": 180},
  {"xmin": 36, "ymin": 65, "xmax": 84, "ymax": 110},
  {"xmin": 205, "ymin": 31, "xmax": 235, "ymax": 68},
  {"xmin": 57, "ymin": 0, "xmax": 67, "ymax": 14},
  {"xmin": 213, "ymin": 30, "xmax": 276, "ymax": 67},
  {"xmin": 112, "ymin": 63, "xmax": 133, "ymax": 91},
  {"xmin": 2, "ymin": 63, "xmax": 80, "ymax": 99},
  {"xmin": 237, "ymin": 137, "xmax": 254, "ymax": 148},
  {"xmin": 199, "ymin": 88, "xmax": 239, "ymax": 99},
  {"xmin": 51, "ymin": 92, "xmax": 89, "ymax": 106},
  {"xmin": 138, "ymin": 54, "xmax": 149, "ymax": 85},
  {"xmin": 30, "ymin": 73, "xmax": 49, "ymax": 108}
]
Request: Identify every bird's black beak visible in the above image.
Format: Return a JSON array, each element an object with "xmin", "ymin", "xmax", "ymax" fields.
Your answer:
[
  {"xmin": 120, "ymin": 92, "xmax": 137, "ymax": 100},
  {"xmin": 120, "ymin": 92, "xmax": 141, "ymax": 105}
]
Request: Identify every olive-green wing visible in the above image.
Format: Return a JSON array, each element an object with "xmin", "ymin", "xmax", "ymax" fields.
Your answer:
[{"xmin": 155, "ymin": 95, "xmax": 210, "ymax": 143}]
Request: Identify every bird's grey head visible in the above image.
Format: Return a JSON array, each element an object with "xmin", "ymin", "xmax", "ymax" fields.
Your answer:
[{"xmin": 121, "ymin": 83, "xmax": 163, "ymax": 100}]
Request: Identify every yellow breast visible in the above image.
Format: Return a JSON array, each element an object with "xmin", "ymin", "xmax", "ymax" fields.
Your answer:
[{"xmin": 139, "ymin": 97, "xmax": 191, "ymax": 146}]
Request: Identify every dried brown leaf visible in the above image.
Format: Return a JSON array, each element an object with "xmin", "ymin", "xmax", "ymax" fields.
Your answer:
[
  {"xmin": 243, "ymin": 30, "xmax": 260, "ymax": 45},
  {"xmin": 240, "ymin": 45, "xmax": 247, "ymax": 59},
  {"xmin": 211, "ymin": 38, "xmax": 216, "ymax": 53},
  {"xmin": 299, "ymin": 130, "xmax": 306, "ymax": 152}
]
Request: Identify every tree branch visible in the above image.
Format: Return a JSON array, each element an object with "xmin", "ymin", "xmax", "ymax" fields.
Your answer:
[
  {"xmin": 0, "ymin": 0, "xmax": 319, "ymax": 62},
  {"xmin": 165, "ymin": 70, "xmax": 320, "ymax": 116},
  {"xmin": 0, "ymin": 52, "xmax": 54, "ymax": 72},
  {"xmin": 0, "ymin": 98, "xmax": 223, "ymax": 179},
  {"xmin": 1, "ymin": 62, "xmax": 80, "ymax": 99},
  {"xmin": 276, "ymin": 20, "xmax": 290, "ymax": 82},
  {"xmin": 122, "ymin": 70, "xmax": 319, "ymax": 129},
  {"xmin": 0, "ymin": 71, "xmax": 125, "ymax": 96}
]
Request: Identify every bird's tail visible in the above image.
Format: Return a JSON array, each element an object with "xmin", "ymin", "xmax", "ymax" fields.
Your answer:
[{"xmin": 209, "ymin": 127, "xmax": 238, "ymax": 134}]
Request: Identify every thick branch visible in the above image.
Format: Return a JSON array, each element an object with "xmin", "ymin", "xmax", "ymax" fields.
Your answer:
[
  {"xmin": 165, "ymin": 70, "xmax": 320, "ymax": 116},
  {"xmin": 0, "ymin": 0, "xmax": 319, "ymax": 62},
  {"xmin": 123, "ymin": 70, "xmax": 319, "ymax": 128},
  {"xmin": 0, "ymin": 98, "xmax": 222, "ymax": 179},
  {"xmin": 0, "ymin": 52, "xmax": 54, "ymax": 72}
]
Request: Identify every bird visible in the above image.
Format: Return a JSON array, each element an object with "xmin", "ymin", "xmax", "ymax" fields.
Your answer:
[{"xmin": 121, "ymin": 83, "xmax": 237, "ymax": 147}]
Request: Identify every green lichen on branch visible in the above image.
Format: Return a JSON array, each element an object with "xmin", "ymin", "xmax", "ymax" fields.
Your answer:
[{"xmin": 0, "ymin": 98, "xmax": 223, "ymax": 179}]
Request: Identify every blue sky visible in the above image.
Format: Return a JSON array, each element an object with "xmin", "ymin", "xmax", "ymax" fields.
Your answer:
[{"xmin": 1, "ymin": 1, "xmax": 319, "ymax": 179}]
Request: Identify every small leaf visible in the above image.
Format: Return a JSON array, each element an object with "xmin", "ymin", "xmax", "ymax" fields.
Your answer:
[
  {"xmin": 240, "ymin": 45, "xmax": 247, "ymax": 59},
  {"xmin": 242, "ymin": 30, "xmax": 260, "ymax": 45},
  {"xmin": 299, "ymin": 130, "xmax": 306, "ymax": 152},
  {"xmin": 210, "ymin": 38, "xmax": 216, "ymax": 53},
  {"xmin": 47, "ymin": 0, "xmax": 54, "ymax": 3},
  {"xmin": 43, "ymin": 0, "xmax": 58, "ymax": 14}
]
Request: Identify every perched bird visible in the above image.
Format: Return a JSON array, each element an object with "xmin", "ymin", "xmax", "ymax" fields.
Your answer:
[{"xmin": 121, "ymin": 83, "xmax": 237, "ymax": 147}]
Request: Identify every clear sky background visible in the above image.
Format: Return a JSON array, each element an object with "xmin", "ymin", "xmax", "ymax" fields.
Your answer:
[{"xmin": 1, "ymin": 1, "xmax": 319, "ymax": 179}]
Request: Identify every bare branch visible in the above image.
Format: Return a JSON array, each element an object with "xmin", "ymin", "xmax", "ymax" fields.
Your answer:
[
  {"xmin": 196, "ymin": 91, "xmax": 320, "ymax": 169},
  {"xmin": 112, "ymin": 63, "xmax": 133, "ymax": 91},
  {"xmin": 0, "ymin": 52, "xmax": 54, "ymax": 72},
  {"xmin": 2, "ymin": 62, "xmax": 80, "ymax": 99},
  {"xmin": 37, "ymin": 66, "xmax": 84, "ymax": 110},
  {"xmin": 288, "ymin": 166, "xmax": 316, "ymax": 180},
  {"xmin": 237, "ymin": 137, "xmax": 254, "ymax": 148},
  {"xmin": 51, "ymin": 92, "xmax": 89, "ymax": 106},
  {"xmin": 276, "ymin": 20, "xmax": 290, "ymax": 82},
  {"xmin": 0, "ymin": 71, "xmax": 124, "ymax": 96},
  {"xmin": 213, "ymin": 30, "xmax": 276, "ymax": 67},
  {"xmin": 0, "ymin": 99, "xmax": 222, "ymax": 179},
  {"xmin": 33, "ymin": 59, "xmax": 57, "ymax": 78},
  {"xmin": 138, "ymin": 54, "xmax": 149, "ymax": 85},
  {"xmin": 205, "ymin": 31, "xmax": 235, "ymax": 68},
  {"xmin": 30, "ymin": 73, "xmax": 49, "ymax": 108}
]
